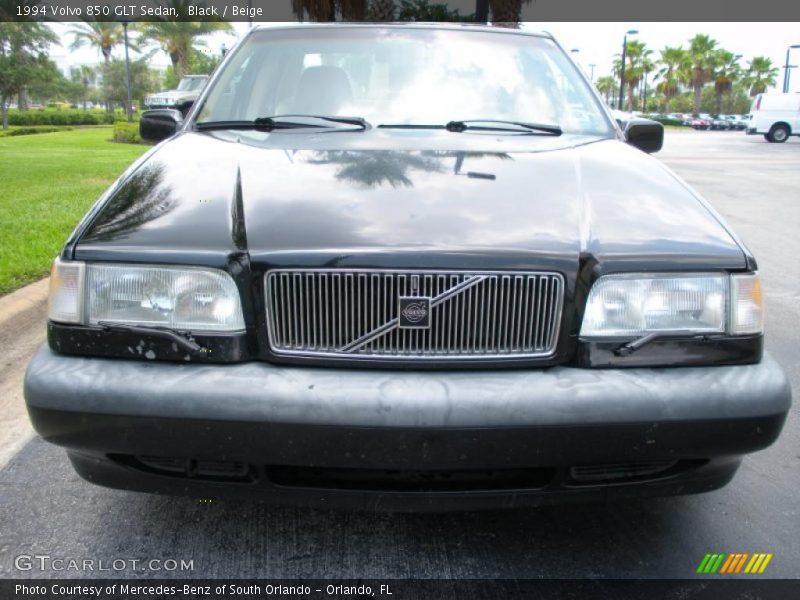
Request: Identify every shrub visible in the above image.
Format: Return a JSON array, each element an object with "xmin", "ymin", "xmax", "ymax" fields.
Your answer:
[
  {"xmin": 7, "ymin": 109, "xmax": 115, "ymax": 126},
  {"xmin": 112, "ymin": 121, "xmax": 142, "ymax": 144},
  {"xmin": 0, "ymin": 126, "xmax": 74, "ymax": 137}
]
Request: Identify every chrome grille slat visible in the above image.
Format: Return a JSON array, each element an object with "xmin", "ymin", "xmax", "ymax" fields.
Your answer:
[{"xmin": 265, "ymin": 269, "xmax": 563, "ymax": 361}]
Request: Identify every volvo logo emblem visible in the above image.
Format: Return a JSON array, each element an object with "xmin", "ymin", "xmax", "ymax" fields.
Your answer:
[{"xmin": 398, "ymin": 296, "xmax": 431, "ymax": 329}]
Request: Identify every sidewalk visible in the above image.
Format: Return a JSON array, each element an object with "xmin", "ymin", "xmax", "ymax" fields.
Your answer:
[{"xmin": 0, "ymin": 278, "xmax": 48, "ymax": 468}]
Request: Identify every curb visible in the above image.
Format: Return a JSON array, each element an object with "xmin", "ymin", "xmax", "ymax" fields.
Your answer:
[
  {"xmin": 0, "ymin": 278, "xmax": 49, "ymax": 344},
  {"xmin": 0, "ymin": 277, "xmax": 48, "ymax": 469}
]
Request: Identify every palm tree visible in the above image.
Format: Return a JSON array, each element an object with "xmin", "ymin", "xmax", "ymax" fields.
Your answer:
[
  {"xmin": 712, "ymin": 50, "xmax": 740, "ymax": 115},
  {"xmin": 139, "ymin": 8, "xmax": 231, "ymax": 79},
  {"xmin": 594, "ymin": 76, "xmax": 616, "ymax": 106},
  {"xmin": 744, "ymin": 56, "xmax": 779, "ymax": 97},
  {"xmin": 613, "ymin": 40, "xmax": 652, "ymax": 111},
  {"xmin": 655, "ymin": 46, "xmax": 688, "ymax": 112},
  {"xmin": 488, "ymin": 0, "xmax": 532, "ymax": 25},
  {"xmin": 686, "ymin": 34, "xmax": 717, "ymax": 116},
  {"xmin": 72, "ymin": 64, "xmax": 97, "ymax": 109},
  {"xmin": 68, "ymin": 22, "xmax": 123, "ymax": 64},
  {"xmin": 291, "ymin": 0, "xmax": 381, "ymax": 20}
]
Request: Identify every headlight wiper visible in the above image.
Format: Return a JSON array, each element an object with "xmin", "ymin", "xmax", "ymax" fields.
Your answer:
[
  {"xmin": 614, "ymin": 332, "xmax": 720, "ymax": 357},
  {"xmin": 97, "ymin": 321, "xmax": 208, "ymax": 356},
  {"xmin": 378, "ymin": 120, "xmax": 562, "ymax": 136},
  {"xmin": 196, "ymin": 114, "xmax": 370, "ymax": 132}
]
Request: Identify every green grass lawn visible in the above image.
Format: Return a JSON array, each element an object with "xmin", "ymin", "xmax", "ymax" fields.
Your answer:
[{"xmin": 0, "ymin": 128, "xmax": 148, "ymax": 295}]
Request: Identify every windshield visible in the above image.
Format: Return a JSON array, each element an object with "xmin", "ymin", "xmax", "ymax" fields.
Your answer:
[
  {"xmin": 196, "ymin": 27, "xmax": 612, "ymax": 136},
  {"xmin": 177, "ymin": 77, "xmax": 207, "ymax": 92}
]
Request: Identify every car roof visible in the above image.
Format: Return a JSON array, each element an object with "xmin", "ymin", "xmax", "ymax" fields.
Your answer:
[{"xmin": 252, "ymin": 22, "xmax": 554, "ymax": 40}]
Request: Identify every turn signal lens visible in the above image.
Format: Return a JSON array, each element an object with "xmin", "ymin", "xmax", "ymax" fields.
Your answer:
[
  {"xmin": 731, "ymin": 273, "xmax": 764, "ymax": 335},
  {"xmin": 48, "ymin": 257, "xmax": 85, "ymax": 324}
]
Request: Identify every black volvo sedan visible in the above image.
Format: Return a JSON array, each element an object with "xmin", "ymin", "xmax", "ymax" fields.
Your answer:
[{"xmin": 25, "ymin": 24, "xmax": 790, "ymax": 511}]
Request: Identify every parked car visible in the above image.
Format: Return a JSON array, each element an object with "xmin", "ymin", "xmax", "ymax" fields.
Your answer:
[
  {"xmin": 746, "ymin": 92, "xmax": 800, "ymax": 142},
  {"xmin": 684, "ymin": 116, "xmax": 710, "ymax": 130},
  {"xmin": 722, "ymin": 114, "xmax": 747, "ymax": 130},
  {"xmin": 144, "ymin": 75, "xmax": 209, "ymax": 114},
  {"xmin": 26, "ymin": 24, "xmax": 790, "ymax": 511},
  {"xmin": 710, "ymin": 116, "xmax": 731, "ymax": 130}
]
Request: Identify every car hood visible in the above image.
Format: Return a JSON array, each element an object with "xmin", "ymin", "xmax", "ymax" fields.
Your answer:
[{"xmin": 73, "ymin": 131, "xmax": 746, "ymax": 273}]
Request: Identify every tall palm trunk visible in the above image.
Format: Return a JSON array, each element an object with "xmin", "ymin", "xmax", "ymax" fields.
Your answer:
[
  {"xmin": 692, "ymin": 84, "xmax": 702, "ymax": 116},
  {"xmin": 626, "ymin": 81, "xmax": 637, "ymax": 111},
  {"xmin": 489, "ymin": 0, "xmax": 524, "ymax": 26},
  {"xmin": 103, "ymin": 53, "xmax": 112, "ymax": 113},
  {"xmin": 178, "ymin": 50, "xmax": 189, "ymax": 79}
]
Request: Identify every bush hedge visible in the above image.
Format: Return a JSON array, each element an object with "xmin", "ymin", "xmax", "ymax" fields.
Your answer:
[
  {"xmin": 0, "ymin": 126, "xmax": 74, "ymax": 137},
  {"xmin": 112, "ymin": 121, "xmax": 142, "ymax": 144},
  {"xmin": 7, "ymin": 110, "xmax": 115, "ymax": 126}
]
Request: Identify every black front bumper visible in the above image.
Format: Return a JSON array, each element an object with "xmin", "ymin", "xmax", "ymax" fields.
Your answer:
[{"xmin": 24, "ymin": 346, "xmax": 791, "ymax": 511}]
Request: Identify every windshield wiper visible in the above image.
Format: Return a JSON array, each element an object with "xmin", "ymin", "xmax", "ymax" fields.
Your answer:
[
  {"xmin": 446, "ymin": 120, "xmax": 562, "ymax": 135},
  {"xmin": 196, "ymin": 115, "xmax": 370, "ymax": 132},
  {"xmin": 378, "ymin": 120, "xmax": 562, "ymax": 136},
  {"xmin": 97, "ymin": 321, "xmax": 208, "ymax": 356}
]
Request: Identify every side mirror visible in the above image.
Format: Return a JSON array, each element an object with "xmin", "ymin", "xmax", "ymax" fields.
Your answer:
[
  {"xmin": 624, "ymin": 118, "xmax": 664, "ymax": 153},
  {"xmin": 139, "ymin": 109, "xmax": 183, "ymax": 142}
]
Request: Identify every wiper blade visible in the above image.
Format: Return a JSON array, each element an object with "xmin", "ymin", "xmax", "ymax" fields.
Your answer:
[
  {"xmin": 97, "ymin": 321, "xmax": 208, "ymax": 356},
  {"xmin": 445, "ymin": 120, "xmax": 562, "ymax": 135},
  {"xmin": 196, "ymin": 115, "xmax": 370, "ymax": 132},
  {"xmin": 377, "ymin": 120, "xmax": 562, "ymax": 136},
  {"xmin": 614, "ymin": 332, "xmax": 719, "ymax": 357}
]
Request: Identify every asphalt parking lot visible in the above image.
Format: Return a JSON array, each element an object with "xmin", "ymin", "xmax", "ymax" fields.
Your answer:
[{"xmin": 0, "ymin": 131, "xmax": 797, "ymax": 580}]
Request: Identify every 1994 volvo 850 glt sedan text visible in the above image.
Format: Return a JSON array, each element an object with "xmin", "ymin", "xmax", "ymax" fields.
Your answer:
[{"xmin": 25, "ymin": 24, "xmax": 791, "ymax": 511}]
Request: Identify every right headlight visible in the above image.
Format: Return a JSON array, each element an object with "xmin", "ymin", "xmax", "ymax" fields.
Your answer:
[
  {"xmin": 580, "ymin": 272, "xmax": 763, "ymax": 338},
  {"xmin": 48, "ymin": 258, "xmax": 245, "ymax": 333}
]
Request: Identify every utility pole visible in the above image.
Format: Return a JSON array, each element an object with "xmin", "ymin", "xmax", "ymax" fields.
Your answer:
[{"xmin": 121, "ymin": 20, "xmax": 133, "ymax": 123}]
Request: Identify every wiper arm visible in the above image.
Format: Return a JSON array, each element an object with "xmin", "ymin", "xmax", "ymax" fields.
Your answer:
[
  {"xmin": 97, "ymin": 321, "xmax": 208, "ymax": 356},
  {"xmin": 614, "ymin": 332, "xmax": 719, "ymax": 357},
  {"xmin": 445, "ymin": 120, "xmax": 562, "ymax": 135},
  {"xmin": 196, "ymin": 115, "xmax": 370, "ymax": 132},
  {"xmin": 377, "ymin": 120, "xmax": 561, "ymax": 136}
]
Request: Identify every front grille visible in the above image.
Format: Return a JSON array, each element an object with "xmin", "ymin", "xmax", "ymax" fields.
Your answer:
[{"xmin": 264, "ymin": 269, "xmax": 563, "ymax": 360}]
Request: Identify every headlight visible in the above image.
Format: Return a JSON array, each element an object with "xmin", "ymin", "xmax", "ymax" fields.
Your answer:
[
  {"xmin": 48, "ymin": 258, "xmax": 244, "ymax": 332},
  {"xmin": 580, "ymin": 272, "xmax": 763, "ymax": 338}
]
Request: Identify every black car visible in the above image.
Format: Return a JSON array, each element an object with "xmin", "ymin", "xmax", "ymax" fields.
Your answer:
[{"xmin": 26, "ymin": 24, "xmax": 790, "ymax": 511}]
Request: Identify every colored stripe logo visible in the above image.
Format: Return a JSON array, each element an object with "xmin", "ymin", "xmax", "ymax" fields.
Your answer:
[{"xmin": 697, "ymin": 553, "xmax": 773, "ymax": 574}]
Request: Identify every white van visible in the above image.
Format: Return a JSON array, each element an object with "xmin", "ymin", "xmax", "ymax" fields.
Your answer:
[{"xmin": 747, "ymin": 93, "xmax": 800, "ymax": 142}]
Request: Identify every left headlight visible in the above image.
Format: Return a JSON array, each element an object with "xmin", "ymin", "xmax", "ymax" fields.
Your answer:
[
  {"xmin": 48, "ymin": 258, "xmax": 245, "ymax": 333},
  {"xmin": 580, "ymin": 272, "xmax": 763, "ymax": 338}
]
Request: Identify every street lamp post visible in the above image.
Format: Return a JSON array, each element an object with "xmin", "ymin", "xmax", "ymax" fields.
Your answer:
[
  {"xmin": 783, "ymin": 44, "xmax": 800, "ymax": 93},
  {"xmin": 589, "ymin": 63, "xmax": 597, "ymax": 82},
  {"xmin": 121, "ymin": 20, "xmax": 133, "ymax": 123},
  {"xmin": 618, "ymin": 29, "xmax": 638, "ymax": 111}
]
